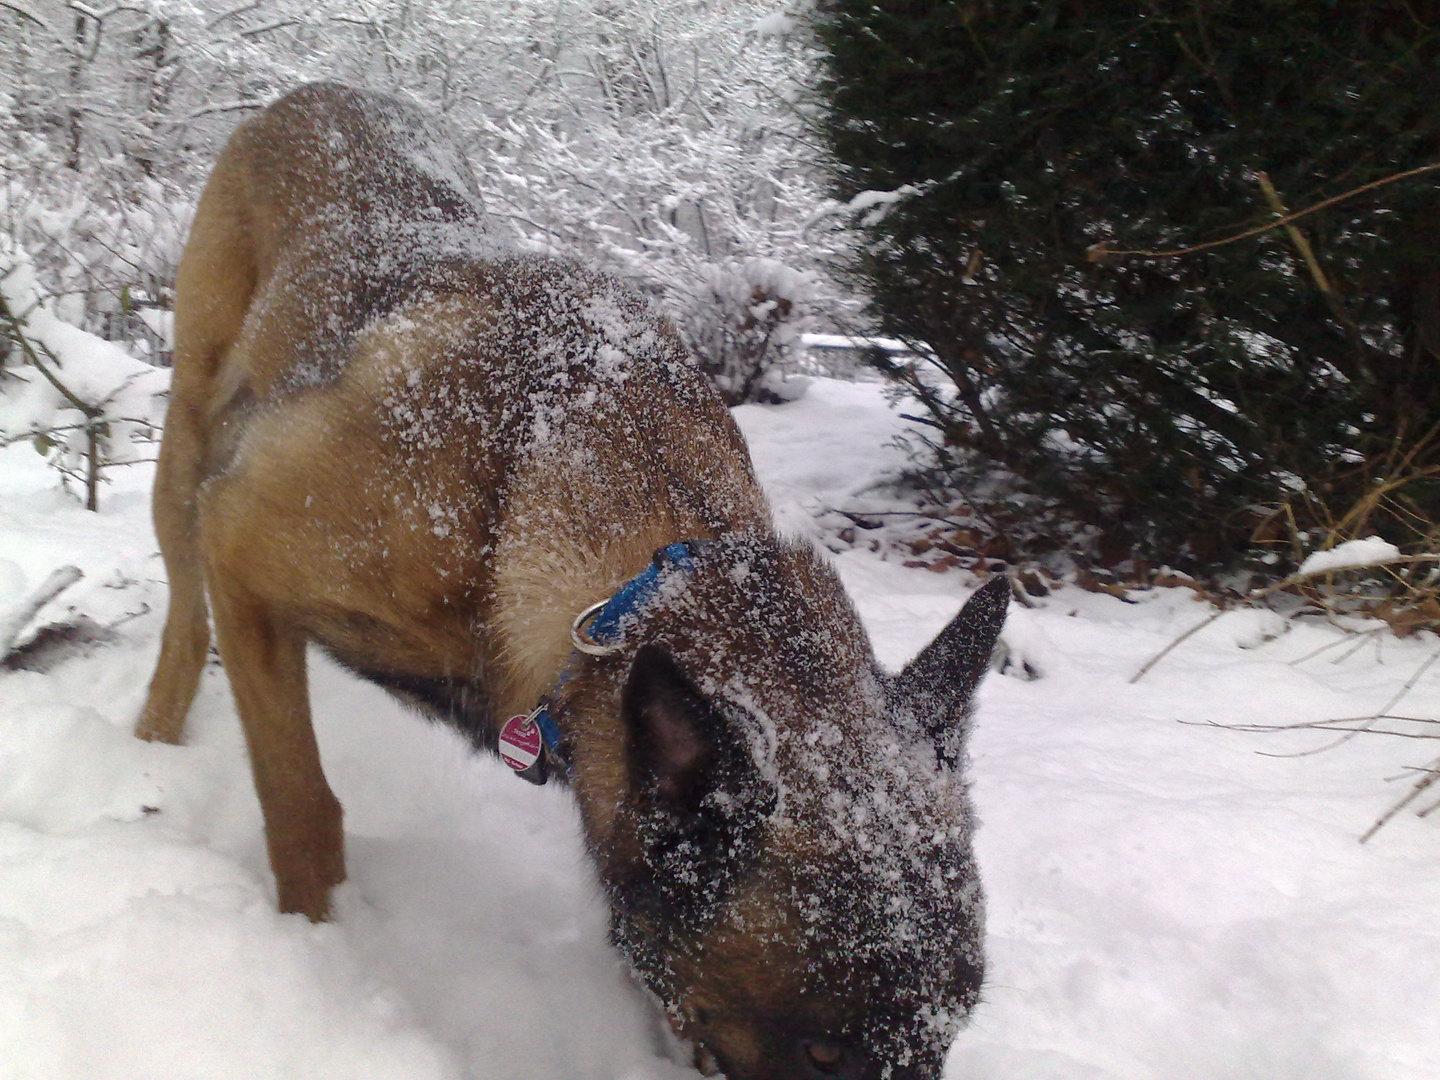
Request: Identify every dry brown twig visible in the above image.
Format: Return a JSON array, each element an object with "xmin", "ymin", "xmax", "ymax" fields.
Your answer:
[
  {"xmin": 1089, "ymin": 160, "xmax": 1440, "ymax": 263},
  {"xmin": 1130, "ymin": 551, "xmax": 1439, "ymax": 842},
  {"xmin": 1129, "ymin": 553, "xmax": 1440, "ymax": 685}
]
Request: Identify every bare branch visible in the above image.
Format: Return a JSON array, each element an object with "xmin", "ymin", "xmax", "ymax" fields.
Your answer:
[
  {"xmin": 0, "ymin": 0, "xmax": 55, "ymax": 35},
  {"xmin": 1362, "ymin": 753, "xmax": 1440, "ymax": 843},
  {"xmin": 0, "ymin": 299, "xmax": 102, "ymax": 418},
  {"xmin": 1131, "ymin": 554, "xmax": 1440, "ymax": 682},
  {"xmin": 1128, "ymin": 608, "xmax": 1229, "ymax": 684},
  {"xmin": 165, "ymin": 99, "xmax": 265, "ymax": 125},
  {"xmin": 239, "ymin": 18, "xmax": 297, "ymax": 38},
  {"xmin": 1094, "ymin": 160, "xmax": 1440, "ymax": 262},
  {"xmin": 207, "ymin": 1, "xmax": 262, "ymax": 29}
]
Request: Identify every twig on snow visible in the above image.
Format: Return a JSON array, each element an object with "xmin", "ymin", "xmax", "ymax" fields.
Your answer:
[
  {"xmin": 1128, "ymin": 607, "xmax": 1228, "ymax": 684},
  {"xmin": 1362, "ymin": 753, "xmax": 1440, "ymax": 843},
  {"xmin": 0, "ymin": 565, "xmax": 84, "ymax": 658}
]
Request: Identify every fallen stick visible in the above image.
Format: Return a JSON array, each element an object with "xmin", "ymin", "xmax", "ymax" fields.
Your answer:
[{"xmin": 0, "ymin": 565, "xmax": 83, "ymax": 659}]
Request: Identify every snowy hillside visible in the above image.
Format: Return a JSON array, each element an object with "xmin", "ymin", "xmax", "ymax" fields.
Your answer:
[{"xmin": 1, "ymin": 377, "xmax": 1437, "ymax": 1079}]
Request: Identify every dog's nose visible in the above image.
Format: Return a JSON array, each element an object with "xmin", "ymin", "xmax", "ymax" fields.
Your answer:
[{"xmin": 795, "ymin": 1037, "xmax": 863, "ymax": 1080}]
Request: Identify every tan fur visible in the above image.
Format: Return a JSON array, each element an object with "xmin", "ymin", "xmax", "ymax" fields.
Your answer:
[{"xmin": 138, "ymin": 83, "xmax": 768, "ymax": 919}]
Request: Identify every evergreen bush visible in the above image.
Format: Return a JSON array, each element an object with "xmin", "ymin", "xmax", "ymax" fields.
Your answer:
[{"xmin": 815, "ymin": 0, "xmax": 1440, "ymax": 574}]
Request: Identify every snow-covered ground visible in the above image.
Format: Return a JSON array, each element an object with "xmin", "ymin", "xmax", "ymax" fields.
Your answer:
[{"xmin": 1, "ymin": 377, "xmax": 1437, "ymax": 1079}]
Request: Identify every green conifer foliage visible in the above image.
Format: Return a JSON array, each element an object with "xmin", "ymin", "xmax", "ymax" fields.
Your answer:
[{"xmin": 816, "ymin": 0, "xmax": 1440, "ymax": 569}]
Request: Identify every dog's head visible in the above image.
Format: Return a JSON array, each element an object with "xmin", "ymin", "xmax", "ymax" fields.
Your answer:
[{"xmin": 570, "ymin": 535, "xmax": 1006, "ymax": 1080}]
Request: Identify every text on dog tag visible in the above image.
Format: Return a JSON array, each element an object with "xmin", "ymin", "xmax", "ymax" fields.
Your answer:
[{"xmin": 499, "ymin": 713, "xmax": 543, "ymax": 771}]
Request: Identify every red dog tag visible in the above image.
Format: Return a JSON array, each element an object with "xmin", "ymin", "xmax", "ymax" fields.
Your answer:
[{"xmin": 499, "ymin": 713, "xmax": 543, "ymax": 772}]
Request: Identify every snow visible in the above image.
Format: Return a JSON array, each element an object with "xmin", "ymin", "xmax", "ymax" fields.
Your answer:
[
  {"xmin": 751, "ymin": 12, "xmax": 798, "ymax": 36},
  {"xmin": 1297, "ymin": 537, "xmax": 1403, "ymax": 577},
  {"xmin": 2, "ymin": 377, "xmax": 1438, "ymax": 1079},
  {"xmin": 800, "ymin": 333, "xmax": 914, "ymax": 352},
  {"xmin": 845, "ymin": 187, "xmax": 922, "ymax": 213},
  {"xmin": 843, "ymin": 186, "xmax": 928, "ymax": 226}
]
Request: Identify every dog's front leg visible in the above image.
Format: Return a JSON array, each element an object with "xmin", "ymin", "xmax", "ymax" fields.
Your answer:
[{"xmin": 206, "ymin": 576, "xmax": 345, "ymax": 921}]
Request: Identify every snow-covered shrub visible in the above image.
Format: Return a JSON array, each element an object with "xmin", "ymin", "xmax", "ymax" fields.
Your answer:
[
  {"xmin": 0, "ymin": 234, "xmax": 169, "ymax": 509},
  {"xmin": 1257, "ymin": 464, "xmax": 1440, "ymax": 636},
  {"xmin": 678, "ymin": 257, "xmax": 817, "ymax": 404}
]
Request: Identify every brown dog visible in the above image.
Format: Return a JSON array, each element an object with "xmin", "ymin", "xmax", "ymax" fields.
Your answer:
[{"xmin": 137, "ymin": 83, "xmax": 1007, "ymax": 1080}]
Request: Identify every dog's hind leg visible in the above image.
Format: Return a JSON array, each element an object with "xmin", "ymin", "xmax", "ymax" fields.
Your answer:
[
  {"xmin": 136, "ymin": 138, "xmax": 260, "ymax": 744},
  {"xmin": 135, "ymin": 394, "xmax": 213, "ymax": 744}
]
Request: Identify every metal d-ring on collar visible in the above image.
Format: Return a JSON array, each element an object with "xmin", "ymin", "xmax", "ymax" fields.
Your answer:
[
  {"xmin": 569, "ymin": 541, "xmax": 698, "ymax": 656},
  {"xmin": 570, "ymin": 599, "xmax": 621, "ymax": 656}
]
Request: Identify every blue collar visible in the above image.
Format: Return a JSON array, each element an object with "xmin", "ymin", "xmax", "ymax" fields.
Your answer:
[{"xmin": 513, "ymin": 541, "xmax": 698, "ymax": 785}]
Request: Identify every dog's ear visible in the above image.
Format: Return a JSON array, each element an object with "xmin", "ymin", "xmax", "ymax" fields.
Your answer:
[
  {"xmin": 618, "ymin": 645, "xmax": 773, "ymax": 937},
  {"xmin": 622, "ymin": 644, "xmax": 734, "ymax": 816},
  {"xmin": 890, "ymin": 577, "xmax": 1009, "ymax": 768}
]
